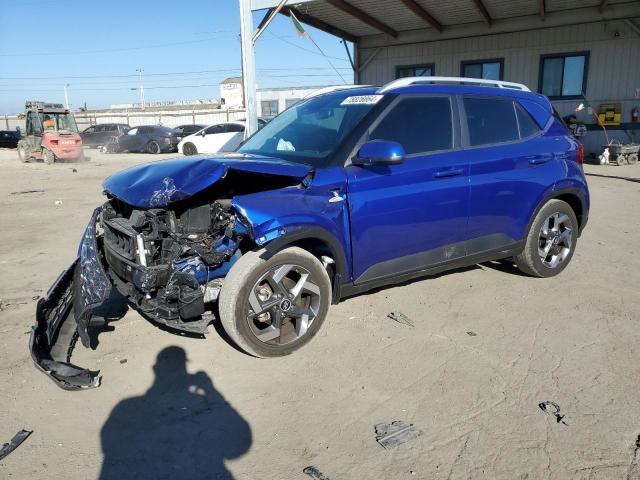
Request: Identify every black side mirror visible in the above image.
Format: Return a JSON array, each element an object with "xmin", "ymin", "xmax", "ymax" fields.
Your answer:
[{"xmin": 353, "ymin": 140, "xmax": 406, "ymax": 166}]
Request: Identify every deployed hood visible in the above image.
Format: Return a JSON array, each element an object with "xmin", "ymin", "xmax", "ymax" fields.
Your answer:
[{"xmin": 102, "ymin": 154, "xmax": 313, "ymax": 208}]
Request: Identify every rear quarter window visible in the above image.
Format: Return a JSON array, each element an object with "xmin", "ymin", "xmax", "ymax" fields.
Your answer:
[
  {"xmin": 463, "ymin": 97, "xmax": 519, "ymax": 146},
  {"xmin": 515, "ymin": 103, "xmax": 541, "ymax": 138}
]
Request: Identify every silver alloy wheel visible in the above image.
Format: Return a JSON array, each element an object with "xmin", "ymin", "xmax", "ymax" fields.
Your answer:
[
  {"xmin": 246, "ymin": 263, "xmax": 321, "ymax": 345},
  {"xmin": 538, "ymin": 212, "xmax": 573, "ymax": 268}
]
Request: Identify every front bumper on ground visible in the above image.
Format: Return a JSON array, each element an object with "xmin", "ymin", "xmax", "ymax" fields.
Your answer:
[{"xmin": 29, "ymin": 208, "xmax": 114, "ymax": 390}]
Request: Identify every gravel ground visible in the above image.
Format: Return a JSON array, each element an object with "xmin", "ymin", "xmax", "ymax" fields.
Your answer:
[{"xmin": 0, "ymin": 148, "xmax": 639, "ymax": 480}]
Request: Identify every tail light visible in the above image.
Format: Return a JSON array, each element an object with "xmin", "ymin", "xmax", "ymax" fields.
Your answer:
[
  {"xmin": 50, "ymin": 139, "xmax": 59, "ymax": 145},
  {"xmin": 577, "ymin": 143, "xmax": 584, "ymax": 167}
]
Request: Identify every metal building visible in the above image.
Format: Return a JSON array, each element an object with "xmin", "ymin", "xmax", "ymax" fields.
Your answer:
[{"xmin": 242, "ymin": 0, "xmax": 640, "ymax": 153}]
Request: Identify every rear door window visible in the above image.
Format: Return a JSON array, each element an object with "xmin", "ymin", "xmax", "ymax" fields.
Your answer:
[
  {"xmin": 463, "ymin": 97, "xmax": 519, "ymax": 146},
  {"xmin": 369, "ymin": 96, "xmax": 453, "ymax": 155},
  {"xmin": 204, "ymin": 125, "xmax": 224, "ymax": 135},
  {"xmin": 225, "ymin": 123, "xmax": 245, "ymax": 133}
]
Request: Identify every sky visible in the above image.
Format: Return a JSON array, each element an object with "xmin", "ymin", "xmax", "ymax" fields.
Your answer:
[{"xmin": 0, "ymin": 0, "xmax": 354, "ymax": 114}]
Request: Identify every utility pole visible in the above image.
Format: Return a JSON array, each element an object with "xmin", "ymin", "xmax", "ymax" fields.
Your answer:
[
  {"xmin": 63, "ymin": 84, "xmax": 70, "ymax": 110},
  {"xmin": 238, "ymin": 0, "xmax": 258, "ymax": 138},
  {"xmin": 136, "ymin": 68, "xmax": 145, "ymax": 109}
]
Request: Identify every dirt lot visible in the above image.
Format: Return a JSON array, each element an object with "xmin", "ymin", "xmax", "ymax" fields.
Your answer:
[{"xmin": 0, "ymin": 148, "xmax": 639, "ymax": 479}]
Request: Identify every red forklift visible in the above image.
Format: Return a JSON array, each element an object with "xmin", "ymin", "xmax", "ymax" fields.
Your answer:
[{"xmin": 17, "ymin": 101, "xmax": 83, "ymax": 164}]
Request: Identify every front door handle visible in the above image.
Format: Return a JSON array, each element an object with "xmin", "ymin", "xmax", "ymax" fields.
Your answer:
[{"xmin": 434, "ymin": 168, "xmax": 464, "ymax": 178}]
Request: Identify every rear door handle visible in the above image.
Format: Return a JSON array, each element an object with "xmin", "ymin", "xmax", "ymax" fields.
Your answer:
[
  {"xmin": 434, "ymin": 168, "xmax": 464, "ymax": 178},
  {"xmin": 527, "ymin": 154, "xmax": 553, "ymax": 165}
]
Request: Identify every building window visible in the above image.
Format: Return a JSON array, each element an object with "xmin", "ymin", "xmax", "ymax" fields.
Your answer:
[
  {"xmin": 539, "ymin": 52, "xmax": 589, "ymax": 99},
  {"xmin": 285, "ymin": 98, "xmax": 300, "ymax": 110},
  {"xmin": 395, "ymin": 64, "xmax": 434, "ymax": 79},
  {"xmin": 461, "ymin": 59, "xmax": 503, "ymax": 80},
  {"xmin": 261, "ymin": 100, "xmax": 279, "ymax": 118}
]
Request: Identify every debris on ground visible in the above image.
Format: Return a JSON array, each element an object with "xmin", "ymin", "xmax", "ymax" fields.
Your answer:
[
  {"xmin": 119, "ymin": 359, "xmax": 127, "ymax": 364},
  {"xmin": 10, "ymin": 189, "xmax": 44, "ymax": 195},
  {"xmin": 0, "ymin": 429, "xmax": 33, "ymax": 461},
  {"xmin": 54, "ymin": 200, "xmax": 63, "ymax": 206},
  {"xmin": 466, "ymin": 331, "xmax": 477, "ymax": 336},
  {"xmin": 387, "ymin": 312, "xmax": 414, "ymax": 327},
  {"xmin": 375, "ymin": 421, "xmax": 423, "ymax": 449},
  {"xmin": 71, "ymin": 168, "xmax": 77, "ymax": 173},
  {"xmin": 538, "ymin": 401, "xmax": 568, "ymax": 425},
  {"xmin": 303, "ymin": 466, "xmax": 331, "ymax": 480}
]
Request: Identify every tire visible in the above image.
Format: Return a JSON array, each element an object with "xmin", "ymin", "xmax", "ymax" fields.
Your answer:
[
  {"xmin": 146, "ymin": 140, "xmax": 161, "ymax": 154},
  {"xmin": 103, "ymin": 137, "xmax": 119, "ymax": 154},
  {"xmin": 218, "ymin": 247, "xmax": 331, "ymax": 358},
  {"xmin": 616, "ymin": 155, "xmax": 627, "ymax": 165},
  {"xmin": 183, "ymin": 142, "xmax": 198, "ymax": 156},
  {"xmin": 627, "ymin": 153, "xmax": 638, "ymax": 165},
  {"xmin": 43, "ymin": 148, "xmax": 55, "ymax": 165},
  {"xmin": 515, "ymin": 199, "xmax": 579, "ymax": 278},
  {"xmin": 17, "ymin": 141, "xmax": 29, "ymax": 163}
]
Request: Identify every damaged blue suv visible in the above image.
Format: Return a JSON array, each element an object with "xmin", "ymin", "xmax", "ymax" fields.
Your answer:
[{"xmin": 31, "ymin": 77, "xmax": 589, "ymax": 389}]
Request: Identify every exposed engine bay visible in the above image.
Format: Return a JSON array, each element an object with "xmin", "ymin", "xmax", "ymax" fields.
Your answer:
[{"xmin": 30, "ymin": 159, "xmax": 311, "ymax": 390}]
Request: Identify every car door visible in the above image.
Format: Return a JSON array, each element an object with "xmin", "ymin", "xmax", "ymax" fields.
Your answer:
[
  {"xmin": 462, "ymin": 96, "xmax": 564, "ymax": 251},
  {"xmin": 346, "ymin": 94, "xmax": 470, "ymax": 284},
  {"xmin": 119, "ymin": 127, "xmax": 138, "ymax": 151},
  {"xmin": 197, "ymin": 124, "xmax": 226, "ymax": 153}
]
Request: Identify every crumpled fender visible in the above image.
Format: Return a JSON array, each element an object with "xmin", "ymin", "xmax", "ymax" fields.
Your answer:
[{"xmin": 231, "ymin": 184, "xmax": 352, "ymax": 281}]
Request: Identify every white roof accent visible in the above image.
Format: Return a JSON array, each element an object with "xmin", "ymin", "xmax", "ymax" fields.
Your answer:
[
  {"xmin": 378, "ymin": 76, "xmax": 531, "ymax": 93},
  {"xmin": 302, "ymin": 85, "xmax": 371, "ymax": 99}
]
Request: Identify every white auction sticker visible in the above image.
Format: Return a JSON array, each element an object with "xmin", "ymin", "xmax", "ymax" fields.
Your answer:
[{"xmin": 340, "ymin": 95, "xmax": 384, "ymax": 106}]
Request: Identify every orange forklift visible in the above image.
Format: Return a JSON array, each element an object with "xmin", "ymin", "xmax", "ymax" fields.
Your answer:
[{"xmin": 17, "ymin": 101, "xmax": 83, "ymax": 164}]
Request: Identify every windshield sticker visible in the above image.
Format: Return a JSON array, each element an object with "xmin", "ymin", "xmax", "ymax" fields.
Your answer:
[
  {"xmin": 276, "ymin": 138, "xmax": 296, "ymax": 152},
  {"xmin": 340, "ymin": 95, "xmax": 384, "ymax": 106}
]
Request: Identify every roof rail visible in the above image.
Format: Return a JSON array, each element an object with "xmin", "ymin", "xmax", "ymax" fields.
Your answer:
[
  {"xmin": 303, "ymin": 84, "xmax": 370, "ymax": 99},
  {"xmin": 378, "ymin": 76, "xmax": 531, "ymax": 93}
]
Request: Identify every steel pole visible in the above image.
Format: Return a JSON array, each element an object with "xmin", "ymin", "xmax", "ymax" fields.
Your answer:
[
  {"xmin": 239, "ymin": 0, "xmax": 258, "ymax": 138},
  {"xmin": 63, "ymin": 84, "xmax": 70, "ymax": 110}
]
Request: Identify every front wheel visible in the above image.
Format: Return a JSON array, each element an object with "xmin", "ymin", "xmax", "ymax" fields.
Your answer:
[
  {"xmin": 515, "ymin": 199, "xmax": 578, "ymax": 277},
  {"xmin": 17, "ymin": 141, "xmax": 29, "ymax": 163},
  {"xmin": 146, "ymin": 140, "xmax": 161, "ymax": 154},
  {"xmin": 218, "ymin": 247, "xmax": 331, "ymax": 358},
  {"xmin": 182, "ymin": 142, "xmax": 198, "ymax": 156}
]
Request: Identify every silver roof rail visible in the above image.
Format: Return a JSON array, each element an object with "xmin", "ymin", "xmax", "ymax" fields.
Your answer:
[
  {"xmin": 303, "ymin": 85, "xmax": 371, "ymax": 99},
  {"xmin": 378, "ymin": 76, "xmax": 531, "ymax": 93}
]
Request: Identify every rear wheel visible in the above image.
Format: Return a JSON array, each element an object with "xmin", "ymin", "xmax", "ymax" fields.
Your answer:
[
  {"xmin": 146, "ymin": 141, "xmax": 161, "ymax": 154},
  {"xmin": 43, "ymin": 148, "xmax": 55, "ymax": 165},
  {"xmin": 627, "ymin": 153, "xmax": 638, "ymax": 165},
  {"xmin": 183, "ymin": 142, "xmax": 198, "ymax": 156},
  {"xmin": 515, "ymin": 199, "xmax": 578, "ymax": 278},
  {"xmin": 617, "ymin": 155, "xmax": 627, "ymax": 165},
  {"xmin": 219, "ymin": 247, "xmax": 331, "ymax": 358}
]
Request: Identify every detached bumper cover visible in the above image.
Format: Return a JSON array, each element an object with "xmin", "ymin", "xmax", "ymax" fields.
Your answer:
[{"xmin": 29, "ymin": 208, "xmax": 112, "ymax": 390}]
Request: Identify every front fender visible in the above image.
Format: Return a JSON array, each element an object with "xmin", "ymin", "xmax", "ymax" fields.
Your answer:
[{"xmin": 231, "ymin": 186, "xmax": 351, "ymax": 282}]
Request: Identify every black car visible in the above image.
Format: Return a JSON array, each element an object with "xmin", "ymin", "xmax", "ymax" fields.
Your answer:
[
  {"xmin": 81, "ymin": 123, "xmax": 130, "ymax": 148},
  {"xmin": 0, "ymin": 130, "xmax": 21, "ymax": 148},
  {"xmin": 173, "ymin": 124, "xmax": 206, "ymax": 142},
  {"xmin": 115, "ymin": 125, "xmax": 179, "ymax": 154}
]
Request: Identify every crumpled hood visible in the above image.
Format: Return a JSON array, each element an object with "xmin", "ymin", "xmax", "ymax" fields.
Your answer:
[{"xmin": 102, "ymin": 154, "xmax": 312, "ymax": 208}]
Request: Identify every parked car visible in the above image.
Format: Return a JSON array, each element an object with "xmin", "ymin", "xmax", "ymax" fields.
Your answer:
[
  {"xmin": 113, "ymin": 125, "xmax": 179, "ymax": 154},
  {"xmin": 81, "ymin": 123, "xmax": 130, "ymax": 148},
  {"xmin": 0, "ymin": 130, "xmax": 21, "ymax": 148},
  {"xmin": 178, "ymin": 121, "xmax": 246, "ymax": 155},
  {"xmin": 173, "ymin": 124, "xmax": 206, "ymax": 142},
  {"xmin": 31, "ymin": 77, "xmax": 590, "ymax": 389}
]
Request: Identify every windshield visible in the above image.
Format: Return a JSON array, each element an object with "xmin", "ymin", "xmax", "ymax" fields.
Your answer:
[
  {"xmin": 238, "ymin": 90, "xmax": 380, "ymax": 168},
  {"xmin": 40, "ymin": 112, "xmax": 78, "ymax": 133}
]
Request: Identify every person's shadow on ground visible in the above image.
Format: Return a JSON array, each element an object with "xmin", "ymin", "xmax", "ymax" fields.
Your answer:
[{"xmin": 99, "ymin": 346, "xmax": 252, "ymax": 480}]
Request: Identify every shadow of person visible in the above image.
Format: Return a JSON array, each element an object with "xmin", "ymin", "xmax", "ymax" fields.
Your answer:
[{"xmin": 99, "ymin": 346, "xmax": 251, "ymax": 480}]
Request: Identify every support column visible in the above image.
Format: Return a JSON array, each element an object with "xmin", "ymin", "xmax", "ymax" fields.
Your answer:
[{"xmin": 239, "ymin": 0, "xmax": 258, "ymax": 138}]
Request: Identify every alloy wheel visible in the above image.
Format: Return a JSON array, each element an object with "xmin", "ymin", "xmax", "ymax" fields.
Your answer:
[
  {"xmin": 538, "ymin": 212, "xmax": 573, "ymax": 268},
  {"xmin": 246, "ymin": 263, "xmax": 321, "ymax": 346}
]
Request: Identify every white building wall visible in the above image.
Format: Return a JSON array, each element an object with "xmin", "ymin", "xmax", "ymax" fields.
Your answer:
[{"xmin": 358, "ymin": 20, "xmax": 640, "ymax": 152}]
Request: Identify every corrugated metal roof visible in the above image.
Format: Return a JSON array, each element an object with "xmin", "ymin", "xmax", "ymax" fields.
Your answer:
[{"xmin": 270, "ymin": 0, "xmax": 640, "ymax": 39}]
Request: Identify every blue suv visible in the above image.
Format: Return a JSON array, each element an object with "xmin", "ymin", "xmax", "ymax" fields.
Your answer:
[{"xmin": 31, "ymin": 77, "xmax": 589, "ymax": 389}]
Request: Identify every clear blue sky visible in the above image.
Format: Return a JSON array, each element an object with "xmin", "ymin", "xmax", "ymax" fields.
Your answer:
[{"xmin": 0, "ymin": 0, "xmax": 354, "ymax": 114}]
